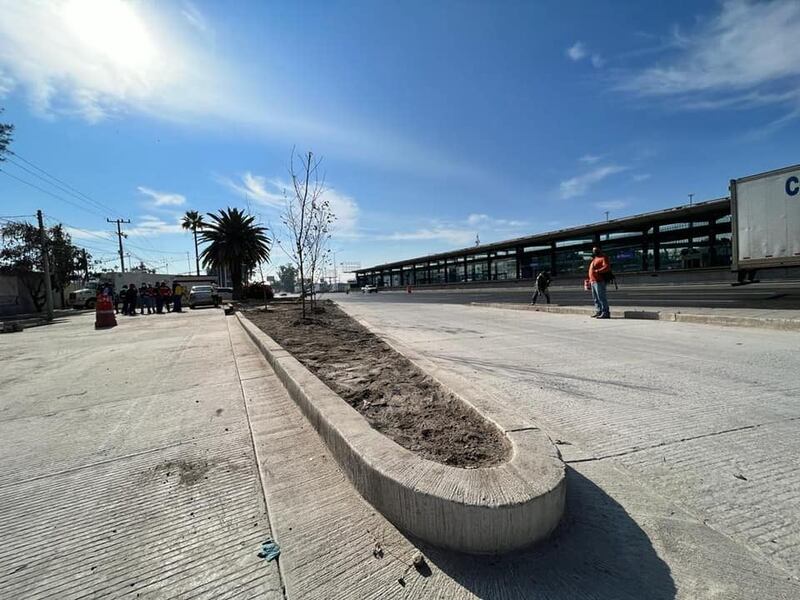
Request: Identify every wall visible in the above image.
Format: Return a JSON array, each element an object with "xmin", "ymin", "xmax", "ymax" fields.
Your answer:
[{"xmin": 0, "ymin": 272, "xmax": 44, "ymax": 317}]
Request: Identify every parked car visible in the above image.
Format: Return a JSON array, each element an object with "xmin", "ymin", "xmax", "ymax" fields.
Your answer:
[
  {"xmin": 361, "ymin": 285, "xmax": 378, "ymax": 294},
  {"xmin": 188, "ymin": 285, "xmax": 220, "ymax": 308}
]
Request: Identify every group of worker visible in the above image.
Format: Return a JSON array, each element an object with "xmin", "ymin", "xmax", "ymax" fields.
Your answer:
[
  {"xmin": 531, "ymin": 246, "xmax": 613, "ymax": 319},
  {"xmin": 101, "ymin": 281, "xmax": 185, "ymax": 316}
]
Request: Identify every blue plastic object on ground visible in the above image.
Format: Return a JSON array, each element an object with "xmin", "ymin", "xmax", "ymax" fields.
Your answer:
[{"xmin": 257, "ymin": 538, "xmax": 280, "ymax": 562}]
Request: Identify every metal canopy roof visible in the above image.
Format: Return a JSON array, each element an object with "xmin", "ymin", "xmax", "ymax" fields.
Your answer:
[{"xmin": 357, "ymin": 197, "xmax": 730, "ymax": 273}]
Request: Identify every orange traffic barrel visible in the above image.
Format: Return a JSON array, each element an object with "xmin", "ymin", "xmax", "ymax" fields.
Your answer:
[{"xmin": 95, "ymin": 294, "xmax": 117, "ymax": 329}]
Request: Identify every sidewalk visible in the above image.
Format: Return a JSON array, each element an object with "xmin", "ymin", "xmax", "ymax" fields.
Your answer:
[
  {"xmin": 473, "ymin": 302, "xmax": 800, "ymax": 331},
  {"xmin": 0, "ymin": 310, "xmax": 282, "ymax": 599}
]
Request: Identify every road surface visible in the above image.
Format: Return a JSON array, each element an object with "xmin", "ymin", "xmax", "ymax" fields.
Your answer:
[
  {"xmin": 339, "ymin": 297, "xmax": 800, "ymax": 596},
  {"xmin": 347, "ymin": 280, "xmax": 800, "ymax": 309}
]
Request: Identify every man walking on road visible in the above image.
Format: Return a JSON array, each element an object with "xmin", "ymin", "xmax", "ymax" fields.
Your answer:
[
  {"xmin": 588, "ymin": 246, "xmax": 612, "ymax": 319},
  {"xmin": 531, "ymin": 270, "xmax": 552, "ymax": 305}
]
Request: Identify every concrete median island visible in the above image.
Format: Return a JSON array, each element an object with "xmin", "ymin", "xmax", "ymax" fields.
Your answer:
[{"xmin": 236, "ymin": 303, "xmax": 565, "ymax": 554}]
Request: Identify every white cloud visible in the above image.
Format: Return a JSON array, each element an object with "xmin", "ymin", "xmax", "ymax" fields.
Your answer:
[
  {"xmin": 618, "ymin": 0, "xmax": 800, "ymax": 114},
  {"xmin": 380, "ymin": 213, "xmax": 529, "ymax": 248},
  {"xmin": 63, "ymin": 226, "xmax": 114, "ymax": 242},
  {"xmin": 216, "ymin": 172, "xmax": 285, "ymax": 208},
  {"xmin": 127, "ymin": 215, "xmax": 183, "ymax": 236},
  {"xmin": 632, "ymin": 173, "xmax": 651, "ymax": 182},
  {"xmin": 590, "ymin": 54, "xmax": 605, "ymax": 69},
  {"xmin": 181, "ymin": 1, "xmax": 209, "ymax": 34},
  {"xmin": 567, "ymin": 42, "xmax": 604, "ymax": 68},
  {"xmin": 566, "ymin": 42, "xmax": 587, "ymax": 61},
  {"xmin": 559, "ymin": 165, "xmax": 627, "ymax": 199},
  {"xmin": 324, "ymin": 188, "xmax": 359, "ymax": 237},
  {"xmin": 0, "ymin": 69, "xmax": 15, "ymax": 97},
  {"xmin": 579, "ymin": 154, "xmax": 602, "ymax": 164},
  {"xmin": 384, "ymin": 228, "xmax": 476, "ymax": 247},
  {"xmin": 137, "ymin": 186, "xmax": 186, "ymax": 206},
  {"xmin": 466, "ymin": 213, "xmax": 527, "ymax": 228},
  {"xmin": 0, "ymin": 1, "xmax": 494, "ymax": 185},
  {"xmin": 594, "ymin": 200, "xmax": 628, "ymax": 211}
]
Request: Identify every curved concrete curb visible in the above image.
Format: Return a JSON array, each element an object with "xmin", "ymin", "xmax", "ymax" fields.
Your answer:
[
  {"xmin": 472, "ymin": 302, "xmax": 800, "ymax": 332},
  {"xmin": 235, "ymin": 312, "xmax": 565, "ymax": 554}
]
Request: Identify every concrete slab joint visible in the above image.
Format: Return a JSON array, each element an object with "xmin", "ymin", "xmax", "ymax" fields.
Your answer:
[{"xmin": 235, "ymin": 312, "xmax": 566, "ymax": 554}]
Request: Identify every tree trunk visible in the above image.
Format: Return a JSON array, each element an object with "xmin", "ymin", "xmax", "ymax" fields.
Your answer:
[
  {"xmin": 193, "ymin": 228, "xmax": 200, "ymax": 276},
  {"xmin": 232, "ymin": 262, "xmax": 243, "ymax": 300}
]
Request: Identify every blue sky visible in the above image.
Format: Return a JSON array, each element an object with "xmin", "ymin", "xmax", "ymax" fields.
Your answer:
[{"xmin": 1, "ymin": 0, "xmax": 798, "ymax": 277}]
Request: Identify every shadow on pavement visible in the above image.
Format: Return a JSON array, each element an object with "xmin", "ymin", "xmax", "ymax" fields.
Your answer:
[{"xmin": 421, "ymin": 467, "xmax": 676, "ymax": 599}]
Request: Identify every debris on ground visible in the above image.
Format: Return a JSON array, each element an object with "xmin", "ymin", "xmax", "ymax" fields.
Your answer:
[
  {"xmin": 734, "ymin": 473, "xmax": 748, "ymax": 481},
  {"xmin": 412, "ymin": 551, "xmax": 432, "ymax": 577},
  {"xmin": 257, "ymin": 538, "xmax": 281, "ymax": 561},
  {"xmin": 372, "ymin": 541, "xmax": 384, "ymax": 559}
]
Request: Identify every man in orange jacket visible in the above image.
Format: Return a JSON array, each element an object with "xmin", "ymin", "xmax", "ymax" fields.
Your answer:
[{"xmin": 588, "ymin": 246, "xmax": 612, "ymax": 319}]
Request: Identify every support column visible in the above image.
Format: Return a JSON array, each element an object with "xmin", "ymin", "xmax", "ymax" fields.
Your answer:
[
  {"xmin": 641, "ymin": 230, "xmax": 649, "ymax": 271},
  {"xmin": 550, "ymin": 241, "xmax": 557, "ymax": 275},
  {"xmin": 708, "ymin": 218, "xmax": 717, "ymax": 267},
  {"xmin": 516, "ymin": 246, "xmax": 523, "ymax": 279},
  {"xmin": 463, "ymin": 257, "xmax": 468, "ymax": 282},
  {"xmin": 653, "ymin": 225, "xmax": 661, "ymax": 271}
]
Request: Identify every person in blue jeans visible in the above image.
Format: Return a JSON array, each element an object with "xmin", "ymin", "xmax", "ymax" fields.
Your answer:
[{"xmin": 588, "ymin": 246, "xmax": 612, "ymax": 319}]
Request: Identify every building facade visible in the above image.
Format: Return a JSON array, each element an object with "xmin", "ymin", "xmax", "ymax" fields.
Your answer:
[{"xmin": 356, "ymin": 198, "xmax": 733, "ymax": 288}]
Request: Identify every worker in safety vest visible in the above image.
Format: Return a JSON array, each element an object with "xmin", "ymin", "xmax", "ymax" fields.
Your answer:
[{"xmin": 173, "ymin": 282, "xmax": 184, "ymax": 312}]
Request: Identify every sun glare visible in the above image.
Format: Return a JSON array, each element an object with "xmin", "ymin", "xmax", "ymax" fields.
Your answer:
[{"xmin": 60, "ymin": 0, "xmax": 157, "ymax": 71}]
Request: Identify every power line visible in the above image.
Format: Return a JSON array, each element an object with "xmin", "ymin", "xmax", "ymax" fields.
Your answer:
[
  {"xmin": 43, "ymin": 215, "xmax": 117, "ymax": 243},
  {"xmin": 0, "ymin": 168, "xmax": 106, "ymax": 217},
  {"xmin": 4, "ymin": 156, "xmax": 112, "ymax": 218},
  {"xmin": 124, "ymin": 239, "xmax": 189, "ymax": 255},
  {"xmin": 8, "ymin": 151, "xmax": 124, "ymax": 219}
]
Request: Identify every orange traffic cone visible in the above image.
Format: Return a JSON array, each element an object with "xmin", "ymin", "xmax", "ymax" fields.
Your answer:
[{"xmin": 95, "ymin": 294, "xmax": 117, "ymax": 329}]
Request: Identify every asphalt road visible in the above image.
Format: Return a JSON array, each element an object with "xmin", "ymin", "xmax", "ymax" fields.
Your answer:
[{"xmin": 344, "ymin": 280, "xmax": 800, "ymax": 310}]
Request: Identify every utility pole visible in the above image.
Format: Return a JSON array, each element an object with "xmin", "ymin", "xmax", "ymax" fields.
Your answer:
[
  {"xmin": 186, "ymin": 252, "xmax": 192, "ymax": 274},
  {"xmin": 107, "ymin": 218, "xmax": 131, "ymax": 272},
  {"xmin": 688, "ymin": 193, "xmax": 694, "ymax": 207},
  {"xmin": 604, "ymin": 211, "xmax": 610, "ymax": 222},
  {"xmin": 36, "ymin": 210, "xmax": 54, "ymax": 321},
  {"xmin": 82, "ymin": 248, "xmax": 89, "ymax": 282}
]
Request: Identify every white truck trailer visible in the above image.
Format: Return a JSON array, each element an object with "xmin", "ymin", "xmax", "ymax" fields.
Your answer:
[{"xmin": 730, "ymin": 163, "xmax": 800, "ymax": 282}]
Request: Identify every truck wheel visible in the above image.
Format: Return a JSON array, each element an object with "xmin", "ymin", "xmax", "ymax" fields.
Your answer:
[{"xmin": 85, "ymin": 298, "xmax": 96, "ymax": 309}]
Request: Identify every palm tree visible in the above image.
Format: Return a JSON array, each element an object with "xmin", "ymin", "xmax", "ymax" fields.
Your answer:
[
  {"xmin": 181, "ymin": 210, "xmax": 205, "ymax": 276},
  {"xmin": 199, "ymin": 208, "xmax": 271, "ymax": 299}
]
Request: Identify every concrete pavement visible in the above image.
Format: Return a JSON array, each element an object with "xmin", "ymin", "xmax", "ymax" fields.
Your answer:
[
  {"xmin": 0, "ymin": 309, "xmax": 283, "ymax": 599},
  {"xmin": 3, "ymin": 305, "xmax": 800, "ymax": 599},
  {"xmin": 337, "ymin": 297, "xmax": 800, "ymax": 597}
]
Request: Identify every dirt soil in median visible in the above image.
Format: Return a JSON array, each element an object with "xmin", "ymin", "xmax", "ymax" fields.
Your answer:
[{"xmin": 244, "ymin": 301, "xmax": 509, "ymax": 468}]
